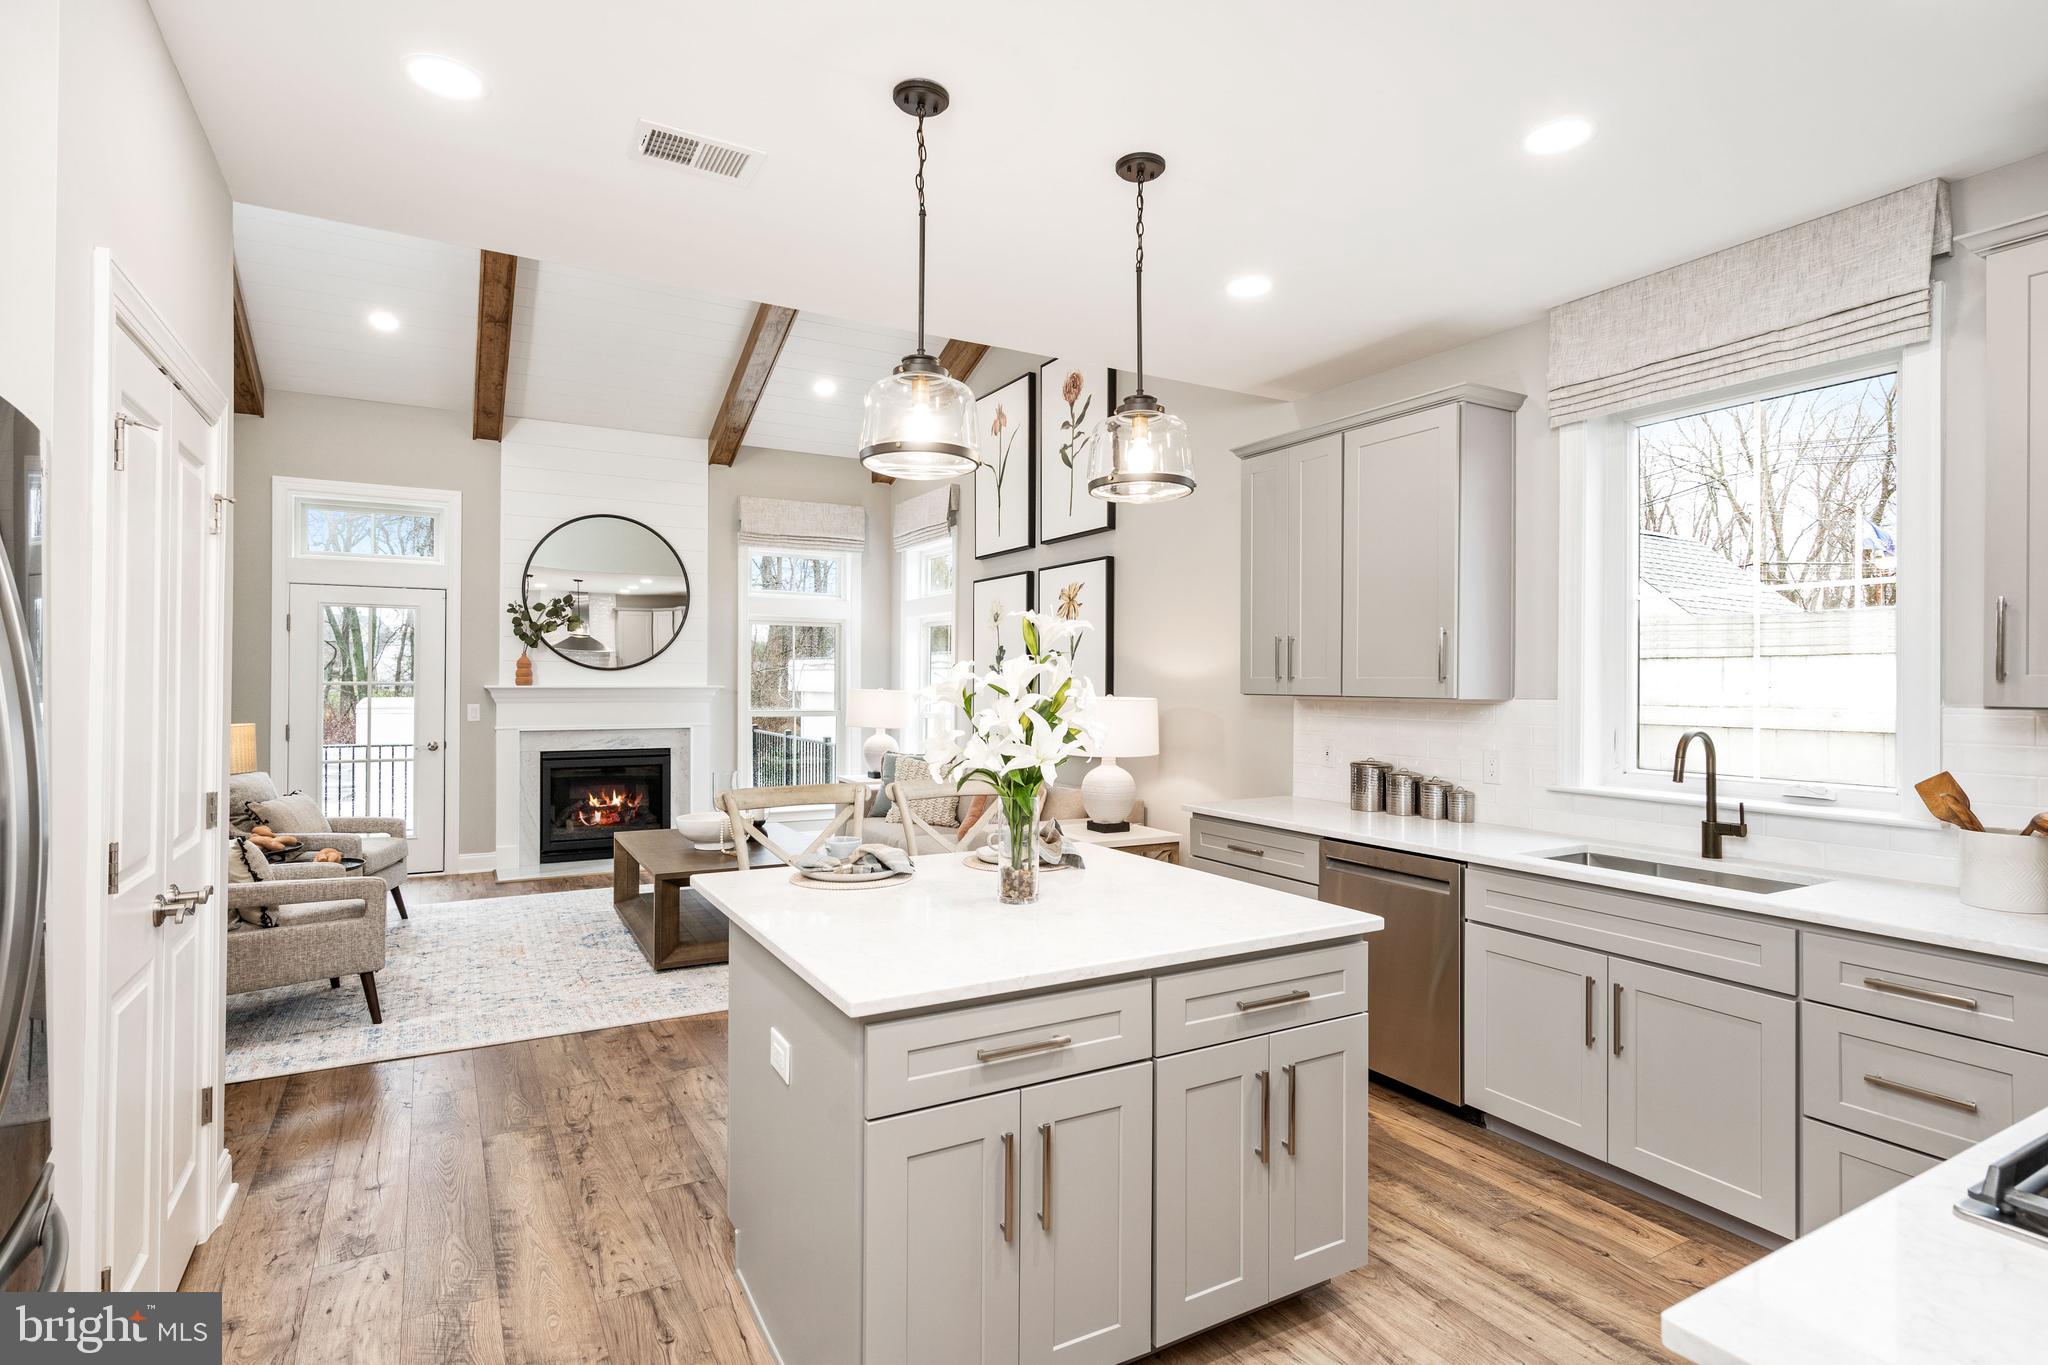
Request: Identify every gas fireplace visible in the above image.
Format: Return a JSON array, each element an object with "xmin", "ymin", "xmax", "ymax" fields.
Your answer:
[{"xmin": 537, "ymin": 747, "xmax": 671, "ymax": 862}]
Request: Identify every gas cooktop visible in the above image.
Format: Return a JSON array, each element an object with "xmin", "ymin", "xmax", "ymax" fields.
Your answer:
[{"xmin": 1956, "ymin": 1129, "xmax": 2048, "ymax": 1248}]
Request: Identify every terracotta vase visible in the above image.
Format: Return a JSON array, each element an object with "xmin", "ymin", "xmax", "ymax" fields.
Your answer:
[{"xmin": 515, "ymin": 648, "xmax": 533, "ymax": 686}]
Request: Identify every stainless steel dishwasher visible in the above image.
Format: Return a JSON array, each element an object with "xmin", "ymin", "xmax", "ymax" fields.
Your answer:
[{"xmin": 1319, "ymin": 842, "xmax": 1464, "ymax": 1106}]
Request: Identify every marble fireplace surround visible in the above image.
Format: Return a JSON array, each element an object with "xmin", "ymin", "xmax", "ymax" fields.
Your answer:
[{"xmin": 485, "ymin": 684, "xmax": 720, "ymax": 878}]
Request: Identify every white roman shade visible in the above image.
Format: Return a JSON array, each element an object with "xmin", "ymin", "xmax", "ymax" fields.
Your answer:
[
  {"xmin": 1548, "ymin": 179, "xmax": 1951, "ymax": 427},
  {"xmin": 735, "ymin": 496, "xmax": 866, "ymax": 552},
  {"xmin": 892, "ymin": 485, "xmax": 957, "ymax": 551}
]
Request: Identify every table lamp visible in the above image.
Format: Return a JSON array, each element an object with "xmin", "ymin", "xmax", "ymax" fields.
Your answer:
[
  {"xmin": 848, "ymin": 689, "xmax": 911, "ymax": 777},
  {"xmin": 228, "ymin": 722, "xmax": 258, "ymax": 775},
  {"xmin": 1083, "ymin": 696, "xmax": 1158, "ymax": 832}
]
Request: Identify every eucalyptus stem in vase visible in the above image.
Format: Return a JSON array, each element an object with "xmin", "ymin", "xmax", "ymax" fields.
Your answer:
[{"xmin": 925, "ymin": 611, "xmax": 1101, "ymax": 905}]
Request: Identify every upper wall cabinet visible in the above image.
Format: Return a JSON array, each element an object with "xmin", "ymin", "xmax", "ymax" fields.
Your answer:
[
  {"xmin": 1979, "ymin": 227, "xmax": 2048, "ymax": 706},
  {"xmin": 1237, "ymin": 385, "xmax": 1520, "ymax": 702}
]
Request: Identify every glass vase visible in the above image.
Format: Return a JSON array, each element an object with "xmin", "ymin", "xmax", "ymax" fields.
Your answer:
[{"xmin": 996, "ymin": 785, "xmax": 1039, "ymax": 905}]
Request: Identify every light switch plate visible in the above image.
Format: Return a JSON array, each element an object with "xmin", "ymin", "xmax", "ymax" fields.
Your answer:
[
  {"xmin": 769, "ymin": 1027, "xmax": 791, "ymax": 1085},
  {"xmin": 467, "ymin": 703, "xmax": 481, "ymax": 722}
]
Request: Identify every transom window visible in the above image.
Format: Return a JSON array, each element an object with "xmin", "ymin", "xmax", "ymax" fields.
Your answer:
[
  {"xmin": 749, "ymin": 551, "xmax": 843, "ymax": 596},
  {"xmin": 295, "ymin": 497, "xmax": 441, "ymax": 561}
]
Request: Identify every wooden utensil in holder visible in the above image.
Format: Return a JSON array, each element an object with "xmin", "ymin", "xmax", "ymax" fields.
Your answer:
[{"xmin": 1914, "ymin": 772, "xmax": 1986, "ymax": 832}]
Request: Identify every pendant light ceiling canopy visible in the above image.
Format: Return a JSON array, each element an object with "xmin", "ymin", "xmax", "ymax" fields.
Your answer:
[
  {"xmin": 858, "ymin": 79, "xmax": 980, "ymax": 481},
  {"xmin": 1088, "ymin": 152, "xmax": 1195, "ymax": 504}
]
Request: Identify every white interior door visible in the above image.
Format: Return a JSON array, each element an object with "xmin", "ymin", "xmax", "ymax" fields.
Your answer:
[
  {"xmin": 101, "ymin": 322, "xmax": 221, "ymax": 1292},
  {"xmin": 285, "ymin": 585, "xmax": 446, "ymax": 872}
]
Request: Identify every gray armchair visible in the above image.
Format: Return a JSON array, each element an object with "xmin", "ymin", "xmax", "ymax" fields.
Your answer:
[
  {"xmin": 228, "ymin": 770, "xmax": 412, "ymax": 919},
  {"xmin": 227, "ymin": 869, "xmax": 389, "ymax": 1023}
]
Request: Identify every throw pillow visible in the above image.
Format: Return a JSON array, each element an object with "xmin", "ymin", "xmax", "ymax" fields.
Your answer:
[
  {"xmin": 248, "ymin": 790, "xmax": 329, "ymax": 834},
  {"xmin": 886, "ymin": 755, "xmax": 959, "ymax": 828},
  {"xmin": 869, "ymin": 751, "xmax": 905, "ymax": 820},
  {"xmin": 959, "ymin": 794, "xmax": 992, "ymax": 831},
  {"xmin": 226, "ymin": 836, "xmax": 273, "ymax": 884}
]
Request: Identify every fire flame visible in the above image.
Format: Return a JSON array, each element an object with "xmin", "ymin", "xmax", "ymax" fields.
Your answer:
[{"xmin": 569, "ymin": 785, "xmax": 648, "ymax": 828}]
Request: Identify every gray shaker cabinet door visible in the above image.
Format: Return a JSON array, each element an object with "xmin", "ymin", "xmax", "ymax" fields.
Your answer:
[
  {"xmin": 1289, "ymin": 435, "xmax": 1346, "ymax": 696},
  {"xmin": 1342, "ymin": 405, "xmax": 1458, "ymax": 698},
  {"xmin": 1984, "ymin": 234, "xmax": 2048, "ymax": 706},
  {"xmin": 1464, "ymin": 924, "xmax": 1609, "ymax": 1160},
  {"xmin": 1018, "ymin": 1062, "xmax": 1153, "ymax": 1365},
  {"xmin": 1608, "ymin": 957, "xmax": 1798, "ymax": 1238},
  {"xmin": 1268, "ymin": 1014, "xmax": 1370, "ymax": 1299},
  {"xmin": 863, "ymin": 1089, "xmax": 1023, "ymax": 1365},
  {"xmin": 1241, "ymin": 450, "xmax": 1292, "ymax": 695},
  {"xmin": 1153, "ymin": 1035, "xmax": 1271, "ymax": 1346}
]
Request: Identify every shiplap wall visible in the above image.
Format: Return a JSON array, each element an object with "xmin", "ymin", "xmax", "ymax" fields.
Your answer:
[{"xmin": 499, "ymin": 418, "xmax": 709, "ymax": 686}]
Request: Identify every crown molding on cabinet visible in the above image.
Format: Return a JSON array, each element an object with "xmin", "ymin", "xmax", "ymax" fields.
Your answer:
[{"xmin": 1233, "ymin": 382, "xmax": 1527, "ymax": 459}]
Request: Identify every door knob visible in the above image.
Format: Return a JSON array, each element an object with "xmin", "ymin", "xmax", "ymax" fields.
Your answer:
[
  {"xmin": 424, "ymin": 740, "xmax": 442, "ymax": 752},
  {"xmin": 152, "ymin": 883, "xmax": 213, "ymax": 927}
]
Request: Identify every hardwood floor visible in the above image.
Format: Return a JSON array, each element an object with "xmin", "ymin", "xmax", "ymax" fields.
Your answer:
[{"xmin": 188, "ymin": 1003, "xmax": 1761, "ymax": 1363}]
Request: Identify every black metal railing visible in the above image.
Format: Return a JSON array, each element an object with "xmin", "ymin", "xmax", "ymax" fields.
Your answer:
[
  {"xmin": 321, "ymin": 742, "xmax": 413, "ymax": 831},
  {"xmin": 750, "ymin": 728, "xmax": 835, "ymax": 788}
]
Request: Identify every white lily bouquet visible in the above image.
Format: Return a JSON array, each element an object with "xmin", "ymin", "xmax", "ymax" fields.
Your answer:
[{"xmin": 924, "ymin": 611, "xmax": 1102, "ymax": 904}]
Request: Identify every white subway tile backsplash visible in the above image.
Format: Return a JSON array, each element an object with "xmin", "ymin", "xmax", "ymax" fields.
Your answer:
[{"xmin": 1293, "ymin": 699, "xmax": 2048, "ymax": 889}]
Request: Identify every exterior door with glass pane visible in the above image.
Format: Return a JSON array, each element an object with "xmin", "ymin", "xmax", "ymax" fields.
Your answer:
[
  {"xmin": 748, "ymin": 620, "xmax": 841, "ymax": 786},
  {"xmin": 286, "ymin": 584, "xmax": 447, "ymax": 871}
]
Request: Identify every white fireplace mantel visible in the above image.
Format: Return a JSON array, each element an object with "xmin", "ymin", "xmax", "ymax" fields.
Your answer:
[{"xmin": 487, "ymin": 683, "xmax": 723, "ymax": 877}]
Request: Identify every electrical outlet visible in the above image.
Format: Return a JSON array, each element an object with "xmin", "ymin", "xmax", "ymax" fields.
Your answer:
[
  {"xmin": 1323, "ymin": 743, "xmax": 1334, "ymax": 764},
  {"xmin": 769, "ymin": 1027, "xmax": 791, "ymax": 1085},
  {"xmin": 1483, "ymin": 749, "xmax": 1503, "ymax": 784},
  {"xmin": 467, "ymin": 703, "xmax": 481, "ymax": 722}
]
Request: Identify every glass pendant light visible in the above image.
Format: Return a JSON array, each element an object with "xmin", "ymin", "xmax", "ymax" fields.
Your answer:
[
  {"xmin": 859, "ymin": 79, "xmax": 980, "ymax": 480},
  {"xmin": 1088, "ymin": 153, "xmax": 1195, "ymax": 503}
]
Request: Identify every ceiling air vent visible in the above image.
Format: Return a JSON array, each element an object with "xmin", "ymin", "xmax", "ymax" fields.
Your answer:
[{"xmin": 634, "ymin": 120, "xmax": 762, "ymax": 185}]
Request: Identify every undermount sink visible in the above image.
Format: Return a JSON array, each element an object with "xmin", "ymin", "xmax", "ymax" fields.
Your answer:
[{"xmin": 1543, "ymin": 849, "xmax": 1817, "ymax": 895}]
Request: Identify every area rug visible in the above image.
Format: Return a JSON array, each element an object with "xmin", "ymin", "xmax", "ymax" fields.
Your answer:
[{"xmin": 225, "ymin": 886, "xmax": 728, "ymax": 1083}]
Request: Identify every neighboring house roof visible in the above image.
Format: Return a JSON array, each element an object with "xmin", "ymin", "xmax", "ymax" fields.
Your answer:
[{"xmin": 1638, "ymin": 532, "xmax": 1801, "ymax": 617}]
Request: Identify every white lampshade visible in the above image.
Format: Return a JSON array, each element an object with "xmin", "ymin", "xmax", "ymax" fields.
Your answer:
[
  {"xmin": 1095, "ymin": 696, "xmax": 1159, "ymax": 760},
  {"xmin": 848, "ymin": 689, "xmax": 911, "ymax": 729}
]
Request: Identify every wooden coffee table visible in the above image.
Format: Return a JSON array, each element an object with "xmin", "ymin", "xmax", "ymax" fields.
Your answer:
[{"xmin": 612, "ymin": 829, "xmax": 777, "ymax": 971}]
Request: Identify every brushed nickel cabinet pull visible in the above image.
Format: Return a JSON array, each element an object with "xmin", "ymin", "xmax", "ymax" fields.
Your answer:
[
  {"xmin": 1038, "ymin": 1123, "xmax": 1052, "ymax": 1230},
  {"xmin": 1000, "ymin": 1131, "xmax": 1016, "ymax": 1242},
  {"xmin": 1585, "ymin": 975, "xmax": 1596, "ymax": 1049},
  {"xmin": 1437, "ymin": 626, "xmax": 1448, "ymax": 684},
  {"xmin": 1254, "ymin": 1070, "xmax": 1270, "ymax": 1164},
  {"xmin": 1863, "ymin": 977, "xmax": 1980, "ymax": 1011},
  {"xmin": 1224, "ymin": 842, "xmax": 1267, "ymax": 858},
  {"xmin": 1611, "ymin": 983, "xmax": 1624, "ymax": 1057},
  {"xmin": 1282, "ymin": 1063, "xmax": 1297, "ymax": 1155},
  {"xmin": 1287, "ymin": 636, "xmax": 1296, "ymax": 681},
  {"xmin": 977, "ymin": 1034, "xmax": 1072, "ymax": 1064},
  {"xmin": 1864, "ymin": 1073, "xmax": 1979, "ymax": 1113},
  {"xmin": 1237, "ymin": 988, "xmax": 1311, "ymax": 1013},
  {"xmin": 1996, "ymin": 595, "xmax": 2008, "ymax": 683},
  {"xmin": 1274, "ymin": 636, "xmax": 1283, "ymax": 683}
]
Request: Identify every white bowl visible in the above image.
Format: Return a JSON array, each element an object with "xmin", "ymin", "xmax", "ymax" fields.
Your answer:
[{"xmin": 675, "ymin": 812, "xmax": 732, "ymax": 849}]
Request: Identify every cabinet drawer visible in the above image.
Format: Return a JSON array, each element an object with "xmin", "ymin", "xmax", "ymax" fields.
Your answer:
[
  {"xmin": 864, "ymin": 979, "xmax": 1152, "ymax": 1120},
  {"xmin": 1465, "ymin": 868, "xmax": 1797, "ymax": 993},
  {"xmin": 1798, "ymin": 1119, "xmax": 1938, "ymax": 1235},
  {"xmin": 1800, "ymin": 1001, "xmax": 2048, "ymax": 1158},
  {"xmin": 1187, "ymin": 817, "xmax": 1320, "ymax": 886},
  {"xmin": 1154, "ymin": 942, "xmax": 1367, "ymax": 1056},
  {"xmin": 1801, "ymin": 931, "xmax": 2048, "ymax": 1054},
  {"xmin": 1186, "ymin": 855, "xmax": 1321, "ymax": 900}
]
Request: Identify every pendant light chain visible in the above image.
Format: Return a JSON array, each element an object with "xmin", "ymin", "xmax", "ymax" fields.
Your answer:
[
  {"xmin": 1133, "ymin": 176, "xmax": 1146, "ymax": 393},
  {"xmin": 914, "ymin": 114, "xmax": 928, "ymax": 356}
]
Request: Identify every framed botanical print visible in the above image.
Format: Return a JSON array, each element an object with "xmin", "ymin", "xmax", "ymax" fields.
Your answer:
[
  {"xmin": 1037, "ymin": 361, "xmax": 1116, "ymax": 544},
  {"xmin": 971, "ymin": 571, "xmax": 1034, "ymax": 669},
  {"xmin": 973, "ymin": 370, "xmax": 1035, "ymax": 558},
  {"xmin": 1035, "ymin": 555, "xmax": 1113, "ymax": 695}
]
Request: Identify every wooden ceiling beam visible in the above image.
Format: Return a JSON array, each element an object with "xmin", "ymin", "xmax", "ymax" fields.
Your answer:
[
  {"xmin": 232, "ymin": 266, "xmax": 265, "ymax": 417},
  {"xmin": 472, "ymin": 250, "xmax": 519, "ymax": 441},
  {"xmin": 871, "ymin": 338, "xmax": 990, "ymax": 482},
  {"xmin": 709, "ymin": 303, "xmax": 799, "ymax": 466}
]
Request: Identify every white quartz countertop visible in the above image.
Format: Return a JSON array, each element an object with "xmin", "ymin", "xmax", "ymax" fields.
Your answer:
[
  {"xmin": 692, "ymin": 845, "xmax": 1382, "ymax": 1019},
  {"xmin": 1661, "ymin": 1108, "xmax": 2048, "ymax": 1364},
  {"xmin": 1186, "ymin": 796, "xmax": 2048, "ymax": 967}
]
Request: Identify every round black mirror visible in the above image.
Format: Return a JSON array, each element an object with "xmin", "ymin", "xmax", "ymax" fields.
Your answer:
[{"xmin": 521, "ymin": 515, "xmax": 690, "ymax": 671}]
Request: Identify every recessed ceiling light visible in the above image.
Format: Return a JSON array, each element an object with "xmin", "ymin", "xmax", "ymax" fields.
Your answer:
[
  {"xmin": 531, "ymin": 581, "xmax": 548, "ymax": 589},
  {"xmin": 1523, "ymin": 116, "xmax": 1594, "ymax": 156},
  {"xmin": 639, "ymin": 577, "xmax": 653, "ymax": 584},
  {"xmin": 367, "ymin": 309, "xmax": 401, "ymax": 332},
  {"xmin": 812, "ymin": 377, "xmax": 838, "ymax": 398},
  {"xmin": 404, "ymin": 53, "xmax": 486, "ymax": 101},
  {"xmin": 621, "ymin": 585, "xmax": 636, "ymax": 593},
  {"xmin": 1226, "ymin": 275, "xmax": 1272, "ymax": 300}
]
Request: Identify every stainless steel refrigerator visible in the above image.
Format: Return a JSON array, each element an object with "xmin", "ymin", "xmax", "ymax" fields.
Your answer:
[{"xmin": 0, "ymin": 395, "xmax": 58, "ymax": 1291}]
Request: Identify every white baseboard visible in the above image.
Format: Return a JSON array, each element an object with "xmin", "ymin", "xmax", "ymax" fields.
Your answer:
[{"xmin": 455, "ymin": 851, "xmax": 498, "ymax": 875}]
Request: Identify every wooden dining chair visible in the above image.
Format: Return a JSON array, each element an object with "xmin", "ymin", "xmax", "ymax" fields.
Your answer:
[
  {"xmin": 718, "ymin": 782, "xmax": 868, "ymax": 870},
  {"xmin": 887, "ymin": 777, "xmax": 1031, "ymax": 860}
]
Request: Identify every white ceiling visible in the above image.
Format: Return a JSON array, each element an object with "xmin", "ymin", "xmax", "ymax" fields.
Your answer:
[
  {"xmin": 745, "ymin": 313, "xmax": 939, "ymax": 459},
  {"xmin": 174, "ymin": 1, "xmax": 2048, "ymax": 398},
  {"xmin": 233, "ymin": 204, "xmax": 477, "ymax": 410}
]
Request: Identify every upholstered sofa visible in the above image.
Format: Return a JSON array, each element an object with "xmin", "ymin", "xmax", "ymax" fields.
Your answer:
[
  {"xmin": 226, "ymin": 865, "xmax": 389, "ymax": 1023},
  {"xmin": 228, "ymin": 770, "xmax": 412, "ymax": 918}
]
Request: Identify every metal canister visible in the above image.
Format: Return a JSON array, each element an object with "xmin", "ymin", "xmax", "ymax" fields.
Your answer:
[
  {"xmin": 1418, "ymin": 775, "xmax": 1454, "ymax": 820},
  {"xmin": 1349, "ymin": 759, "xmax": 1392, "ymax": 813},
  {"xmin": 1386, "ymin": 769, "xmax": 1420, "ymax": 817},
  {"xmin": 1448, "ymin": 787, "xmax": 1478, "ymax": 824}
]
